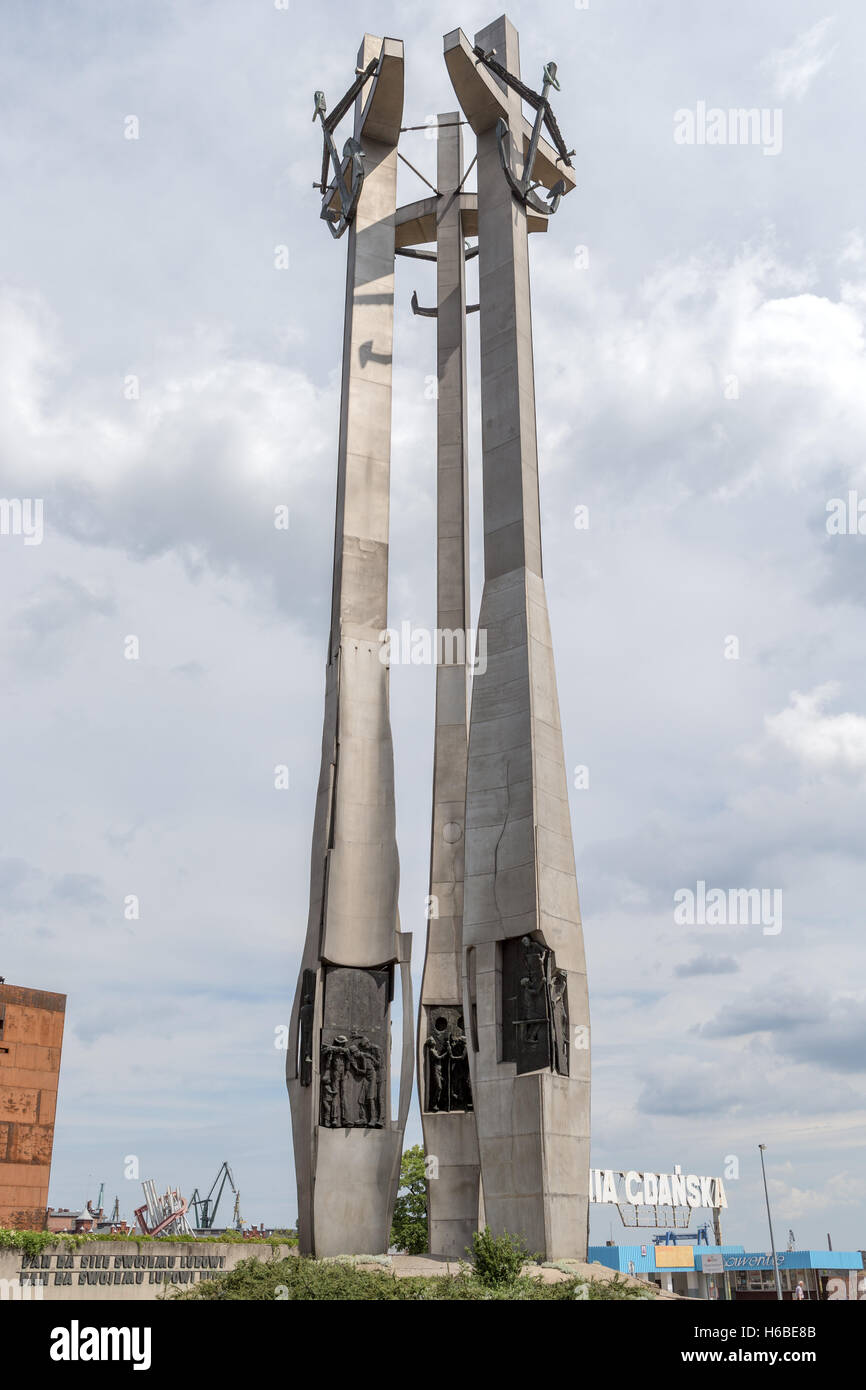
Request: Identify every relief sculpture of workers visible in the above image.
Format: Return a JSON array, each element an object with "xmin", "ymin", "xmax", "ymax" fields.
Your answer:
[
  {"xmin": 350, "ymin": 1033, "xmax": 384, "ymax": 1128},
  {"xmin": 320, "ymin": 1034, "xmax": 351, "ymax": 1127},
  {"xmin": 448, "ymin": 1024, "xmax": 473, "ymax": 1111},
  {"xmin": 424, "ymin": 1025, "xmax": 450, "ymax": 1112},
  {"xmin": 518, "ymin": 935, "xmax": 550, "ymax": 1049}
]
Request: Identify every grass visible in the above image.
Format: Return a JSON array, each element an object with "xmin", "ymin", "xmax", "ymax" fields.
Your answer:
[{"xmin": 175, "ymin": 1254, "xmax": 658, "ymax": 1301}]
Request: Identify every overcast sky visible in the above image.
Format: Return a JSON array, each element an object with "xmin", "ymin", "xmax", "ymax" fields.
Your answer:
[{"xmin": 1, "ymin": 0, "xmax": 864, "ymax": 1251}]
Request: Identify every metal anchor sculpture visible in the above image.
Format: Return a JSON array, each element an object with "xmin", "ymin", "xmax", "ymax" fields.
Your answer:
[
  {"xmin": 312, "ymin": 56, "xmax": 379, "ymax": 238},
  {"xmin": 411, "ymin": 288, "xmax": 479, "ymax": 317},
  {"xmin": 473, "ymin": 48, "xmax": 575, "ymax": 216}
]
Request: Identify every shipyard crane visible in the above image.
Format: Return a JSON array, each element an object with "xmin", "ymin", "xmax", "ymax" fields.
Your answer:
[
  {"xmin": 85, "ymin": 1183, "xmax": 123, "ymax": 1228},
  {"xmin": 189, "ymin": 1161, "xmax": 242, "ymax": 1231},
  {"xmin": 86, "ymin": 1183, "xmax": 105, "ymax": 1220}
]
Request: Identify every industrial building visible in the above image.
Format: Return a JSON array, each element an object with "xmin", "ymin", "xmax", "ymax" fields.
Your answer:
[
  {"xmin": 0, "ymin": 980, "xmax": 66, "ymax": 1230},
  {"xmin": 588, "ymin": 1244, "xmax": 865, "ymax": 1300}
]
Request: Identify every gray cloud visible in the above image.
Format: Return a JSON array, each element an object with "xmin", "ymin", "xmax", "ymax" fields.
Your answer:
[
  {"xmin": 13, "ymin": 575, "xmax": 115, "ymax": 640},
  {"xmin": 674, "ymin": 954, "xmax": 740, "ymax": 978},
  {"xmin": 50, "ymin": 873, "xmax": 107, "ymax": 908},
  {"xmin": 699, "ymin": 985, "xmax": 866, "ymax": 1074},
  {"xmin": 699, "ymin": 985, "xmax": 826, "ymax": 1037},
  {"xmin": 637, "ymin": 1067, "xmax": 744, "ymax": 1117}
]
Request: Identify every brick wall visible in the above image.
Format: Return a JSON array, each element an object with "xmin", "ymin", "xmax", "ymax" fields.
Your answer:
[{"xmin": 0, "ymin": 983, "xmax": 66, "ymax": 1230}]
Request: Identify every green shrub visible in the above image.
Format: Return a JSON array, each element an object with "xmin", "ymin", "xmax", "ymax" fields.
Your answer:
[
  {"xmin": 175, "ymin": 1254, "xmax": 658, "ymax": 1301},
  {"xmin": 467, "ymin": 1227, "xmax": 530, "ymax": 1287},
  {"xmin": 0, "ymin": 1228, "xmax": 63, "ymax": 1257},
  {"xmin": 0, "ymin": 1228, "xmax": 293, "ymax": 1255}
]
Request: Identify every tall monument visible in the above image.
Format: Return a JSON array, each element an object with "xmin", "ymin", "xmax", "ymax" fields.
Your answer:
[
  {"xmin": 445, "ymin": 16, "xmax": 592, "ymax": 1260},
  {"xmin": 288, "ymin": 15, "xmax": 591, "ymax": 1263},
  {"xmin": 407, "ymin": 113, "xmax": 482, "ymax": 1258},
  {"xmin": 286, "ymin": 34, "xmax": 414, "ymax": 1258}
]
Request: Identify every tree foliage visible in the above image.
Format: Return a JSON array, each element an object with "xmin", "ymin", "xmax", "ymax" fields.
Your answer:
[{"xmin": 390, "ymin": 1144, "xmax": 428, "ymax": 1255}]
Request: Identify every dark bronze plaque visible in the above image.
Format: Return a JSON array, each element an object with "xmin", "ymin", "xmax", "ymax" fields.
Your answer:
[
  {"xmin": 422, "ymin": 1005, "xmax": 473, "ymax": 1113},
  {"xmin": 502, "ymin": 936, "xmax": 569, "ymax": 1076},
  {"xmin": 319, "ymin": 965, "xmax": 390, "ymax": 1128}
]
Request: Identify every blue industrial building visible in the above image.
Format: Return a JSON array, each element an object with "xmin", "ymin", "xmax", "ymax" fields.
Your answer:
[{"xmin": 587, "ymin": 1244, "xmax": 864, "ymax": 1299}]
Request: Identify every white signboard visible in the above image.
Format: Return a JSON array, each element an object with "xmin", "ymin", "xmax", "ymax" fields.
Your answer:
[
  {"xmin": 589, "ymin": 1166, "xmax": 728, "ymax": 1210},
  {"xmin": 702, "ymin": 1253, "xmax": 724, "ymax": 1273}
]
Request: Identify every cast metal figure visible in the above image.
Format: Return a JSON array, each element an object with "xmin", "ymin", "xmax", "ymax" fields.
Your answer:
[
  {"xmin": 351, "ymin": 1033, "xmax": 384, "ymax": 1128},
  {"xmin": 320, "ymin": 1034, "xmax": 352, "ymax": 1127},
  {"xmin": 448, "ymin": 1027, "xmax": 473, "ymax": 1110},
  {"xmin": 424, "ymin": 1028, "xmax": 450, "ymax": 1112}
]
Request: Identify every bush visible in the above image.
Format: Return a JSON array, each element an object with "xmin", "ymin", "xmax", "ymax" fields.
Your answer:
[
  {"xmin": 175, "ymin": 1254, "xmax": 658, "ymax": 1301},
  {"xmin": 468, "ymin": 1227, "xmax": 530, "ymax": 1287},
  {"xmin": 0, "ymin": 1228, "xmax": 293, "ymax": 1255}
]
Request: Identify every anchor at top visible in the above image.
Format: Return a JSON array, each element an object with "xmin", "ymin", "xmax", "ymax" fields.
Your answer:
[
  {"xmin": 473, "ymin": 48, "xmax": 575, "ymax": 217},
  {"xmin": 312, "ymin": 56, "xmax": 379, "ymax": 239}
]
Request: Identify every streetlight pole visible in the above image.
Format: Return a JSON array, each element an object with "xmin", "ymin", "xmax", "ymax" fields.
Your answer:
[{"xmin": 759, "ymin": 1144, "xmax": 784, "ymax": 1300}]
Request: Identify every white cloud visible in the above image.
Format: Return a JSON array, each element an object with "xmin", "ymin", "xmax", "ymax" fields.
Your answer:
[
  {"xmin": 0, "ymin": 288, "xmax": 342, "ymax": 619},
  {"xmin": 764, "ymin": 684, "xmax": 866, "ymax": 772},
  {"xmin": 762, "ymin": 17, "xmax": 838, "ymax": 102},
  {"xmin": 767, "ymin": 1165, "xmax": 861, "ymax": 1222},
  {"xmin": 535, "ymin": 238, "xmax": 866, "ymax": 505}
]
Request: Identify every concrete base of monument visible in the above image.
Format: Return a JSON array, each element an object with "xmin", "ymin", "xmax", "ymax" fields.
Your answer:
[
  {"xmin": 356, "ymin": 1253, "xmax": 682, "ymax": 1297},
  {"xmin": 0, "ymin": 1241, "xmax": 296, "ymax": 1301},
  {"xmin": 308, "ymin": 1125, "xmax": 404, "ymax": 1258}
]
